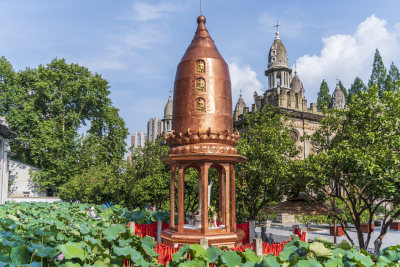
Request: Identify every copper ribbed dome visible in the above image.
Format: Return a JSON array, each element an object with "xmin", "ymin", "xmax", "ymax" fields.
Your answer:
[{"xmin": 165, "ymin": 15, "xmax": 239, "ymax": 155}]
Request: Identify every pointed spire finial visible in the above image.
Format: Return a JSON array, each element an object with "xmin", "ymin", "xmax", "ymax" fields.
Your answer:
[
  {"xmin": 168, "ymin": 89, "xmax": 172, "ymax": 96},
  {"xmin": 273, "ymin": 20, "xmax": 280, "ymax": 32},
  {"xmin": 200, "ymin": 0, "xmax": 203, "ymax": 15},
  {"xmin": 273, "ymin": 20, "xmax": 280, "ymax": 39},
  {"xmin": 239, "ymin": 89, "xmax": 242, "ymax": 96}
]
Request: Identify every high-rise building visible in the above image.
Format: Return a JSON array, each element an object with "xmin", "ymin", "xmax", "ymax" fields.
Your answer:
[
  {"xmin": 131, "ymin": 131, "xmax": 147, "ymax": 154},
  {"xmin": 147, "ymin": 118, "xmax": 161, "ymax": 143}
]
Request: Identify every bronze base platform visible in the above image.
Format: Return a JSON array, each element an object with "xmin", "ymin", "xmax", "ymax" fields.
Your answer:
[{"xmin": 161, "ymin": 228, "xmax": 245, "ymax": 248}]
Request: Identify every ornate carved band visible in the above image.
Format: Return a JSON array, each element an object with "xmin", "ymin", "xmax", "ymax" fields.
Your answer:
[
  {"xmin": 164, "ymin": 128, "xmax": 240, "ymax": 148},
  {"xmin": 169, "ymin": 143, "xmax": 237, "ymax": 155}
]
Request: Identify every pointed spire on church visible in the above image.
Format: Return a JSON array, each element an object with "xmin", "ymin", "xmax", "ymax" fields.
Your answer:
[
  {"xmin": 332, "ymin": 80, "xmax": 346, "ymax": 109},
  {"xmin": 164, "ymin": 95, "xmax": 173, "ymax": 120},
  {"xmin": 273, "ymin": 20, "xmax": 280, "ymax": 40}
]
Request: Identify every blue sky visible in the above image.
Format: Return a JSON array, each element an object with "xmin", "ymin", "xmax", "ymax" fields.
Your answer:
[{"xmin": 1, "ymin": 0, "xmax": 400, "ymax": 146}]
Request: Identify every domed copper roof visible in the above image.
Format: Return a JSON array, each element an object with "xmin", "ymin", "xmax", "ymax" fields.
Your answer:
[
  {"xmin": 268, "ymin": 32, "xmax": 289, "ymax": 68},
  {"xmin": 165, "ymin": 15, "xmax": 239, "ymax": 155}
]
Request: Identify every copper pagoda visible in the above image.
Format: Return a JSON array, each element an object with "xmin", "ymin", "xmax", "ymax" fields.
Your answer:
[{"xmin": 161, "ymin": 15, "xmax": 246, "ymax": 247}]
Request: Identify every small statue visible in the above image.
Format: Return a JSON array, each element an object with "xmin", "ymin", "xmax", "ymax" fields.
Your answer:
[
  {"xmin": 196, "ymin": 78, "xmax": 206, "ymax": 92},
  {"xmin": 196, "ymin": 60, "xmax": 205, "ymax": 73},
  {"xmin": 196, "ymin": 98, "xmax": 205, "ymax": 112},
  {"xmin": 212, "ymin": 213, "xmax": 218, "ymax": 228}
]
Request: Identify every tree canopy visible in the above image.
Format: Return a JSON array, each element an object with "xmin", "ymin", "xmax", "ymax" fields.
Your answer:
[
  {"xmin": 0, "ymin": 58, "xmax": 128, "ymax": 194},
  {"xmin": 348, "ymin": 77, "xmax": 367, "ymax": 103},
  {"xmin": 235, "ymin": 107, "xmax": 297, "ymax": 221},
  {"xmin": 294, "ymin": 85, "xmax": 400, "ymax": 251},
  {"xmin": 317, "ymin": 79, "xmax": 331, "ymax": 109},
  {"xmin": 385, "ymin": 62, "xmax": 400, "ymax": 93},
  {"xmin": 369, "ymin": 49, "xmax": 387, "ymax": 96}
]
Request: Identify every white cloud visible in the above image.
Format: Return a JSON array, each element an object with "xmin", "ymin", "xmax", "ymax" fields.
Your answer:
[
  {"xmin": 83, "ymin": 2, "xmax": 184, "ymax": 72},
  {"xmin": 295, "ymin": 15, "xmax": 400, "ymax": 101},
  {"xmin": 229, "ymin": 62, "xmax": 263, "ymax": 108}
]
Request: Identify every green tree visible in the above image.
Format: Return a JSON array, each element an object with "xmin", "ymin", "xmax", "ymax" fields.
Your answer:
[
  {"xmin": 317, "ymin": 79, "xmax": 331, "ymax": 109},
  {"xmin": 384, "ymin": 62, "xmax": 400, "ymax": 92},
  {"xmin": 0, "ymin": 58, "xmax": 128, "ymax": 194},
  {"xmin": 348, "ymin": 77, "xmax": 367, "ymax": 103},
  {"xmin": 369, "ymin": 49, "xmax": 387, "ymax": 96},
  {"xmin": 235, "ymin": 107, "xmax": 297, "ymax": 221},
  {"xmin": 58, "ymin": 162, "xmax": 121, "ymax": 204},
  {"xmin": 0, "ymin": 57, "xmax": 15, "ymax": 94},
  {"xmin": 296, "ymin": 85, "xmax": 400, "ymax": 251},
  {"xmin": 338, "ymin": 80, "xmax": 348, "ymax": 103},
  {"xmin": 119, "ymin": 139, "xmax": 171, "ymax": 210}
]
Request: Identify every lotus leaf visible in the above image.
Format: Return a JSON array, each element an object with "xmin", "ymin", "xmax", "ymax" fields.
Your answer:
[
  {"xmin": 221, "ymin": 250, "xmax": 243, "ymax": 267},
  {"xmin": 58, "ymin": 242, "xmax": 87, "ymax": 260}
]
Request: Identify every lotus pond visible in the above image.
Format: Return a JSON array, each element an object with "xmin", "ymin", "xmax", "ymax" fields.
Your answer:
[{"xmin": 0, "ymin": 202, "xmax": 399, "ymax": 266}]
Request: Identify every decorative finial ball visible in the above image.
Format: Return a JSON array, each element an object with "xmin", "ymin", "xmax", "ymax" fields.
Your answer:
[{"xmin": 197, "ymin": 15, "xmax": 206, "ymax": 24}]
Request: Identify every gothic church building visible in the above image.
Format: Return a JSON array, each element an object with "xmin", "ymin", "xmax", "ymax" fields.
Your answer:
[{"xmin": 233, "ymin": 30, "xmax": 346, "ymax": 159}]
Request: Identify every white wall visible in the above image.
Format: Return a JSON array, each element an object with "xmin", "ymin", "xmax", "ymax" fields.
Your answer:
[
  {"xmin": 8, "ymin": 159, "xmax": 44, "ymax": 197},
  {"xmin": 7, "ymin": 197, "xmax": 60, "ymax": 203}
]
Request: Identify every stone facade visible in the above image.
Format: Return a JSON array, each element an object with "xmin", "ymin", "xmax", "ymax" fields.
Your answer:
[
  {"xmin": 233, "ymin": 31, "xmax": 327, "ymax": 159},
  {"xmin": 161, "ymin": 95, "xmax": 173, "ymax": 135},
  {"xmin": 233, "ymin": 30, "xmax": 346, "ymax": 223},
  {"xmin": 331, "ymin": 83, "xmax": 346, "ymax": 109}
]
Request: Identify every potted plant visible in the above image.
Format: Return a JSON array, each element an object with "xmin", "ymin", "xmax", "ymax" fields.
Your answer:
[
  {"xmin": 390, "ymin": 221, "xmax": 400, "ymax": 230},
  {"xmin": 329, "ymin": 225, "xmax": 345, "ymax": 236},
  {"xmin": 360, "ymin": 211, "xmax": 374, "ymax": 233},
  {"xmin": 217, "ymin": 212, "xmax": 223, "ymax": 226},
  {"xmin": 361, "ymin": 223, "xmax": 374, "ymax": 233}
]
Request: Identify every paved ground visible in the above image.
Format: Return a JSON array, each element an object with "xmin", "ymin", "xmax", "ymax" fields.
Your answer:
[{"xmin": 255, "ymin": 223, "xmax": 400, "ymax": 252}]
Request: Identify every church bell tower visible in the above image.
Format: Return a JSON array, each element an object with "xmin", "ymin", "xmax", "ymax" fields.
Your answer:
[{"xmin": 265, "ymin": 30, "xmax": 292, "ymax": 90}]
